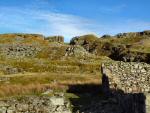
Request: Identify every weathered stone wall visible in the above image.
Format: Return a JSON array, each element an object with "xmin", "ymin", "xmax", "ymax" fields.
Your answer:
[
  {"xmin": 0, "ymin": 95, "xmax": 71, "ymax": 113},
  {"xmin": 101, "ymin": 61, "xmax": 150, "ymax": 113},
  {"xmin": 46, "ymin": 36, "xmax": 64, "ymax": 43},
  {"xmin": 102, "ymin": 61, "xmax": 150, "ymax": 93}
]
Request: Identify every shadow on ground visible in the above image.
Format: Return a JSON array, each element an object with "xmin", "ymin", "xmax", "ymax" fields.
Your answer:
[{"xmin": 67, "ymin": 76, "xmax": 146, "ymax": 113}]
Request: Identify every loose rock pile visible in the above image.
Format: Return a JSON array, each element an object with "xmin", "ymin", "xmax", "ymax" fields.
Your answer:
[
  {"xmin": 1, "ymin": 44, "xmax": 41, "ymax": 58},
  {"xmin": 0, "ymin": 95, "xmax": 71, "ymax": 113}
]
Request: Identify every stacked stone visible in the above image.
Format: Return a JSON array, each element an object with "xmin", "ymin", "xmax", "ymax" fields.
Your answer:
[
  {"xmin": 102, "ymin": 61, "xmax": 150, "ymax": 93},
  {"xmin": 2, "ymin": 44, "xmax": 41, "ymax": 58},
  {"xmin": 46, "ymin": 36, "xmax": 64, "ymax": 43},
  {"xmin": 0, "ymin": 96, "xmax": 71, "ymax": 113}
]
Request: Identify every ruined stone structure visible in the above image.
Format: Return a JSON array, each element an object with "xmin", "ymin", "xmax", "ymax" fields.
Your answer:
[
  {"xmin": 0, "ymin": 95, "xmax": 71, "ymax": 113},
  {"xmin": 102, "ymin": 61, "xmax": 150, "ymax": 93},
  {"xmin": 101, "ymin": 61, "xmax": 150, "ymax": 113},
  {"xmin": 1, "ymin": 44, "xmax": 41, "ymax": 58},
  {"xmin": 46, "ymin": 36, "xmax": 64, "ymax": 43}
]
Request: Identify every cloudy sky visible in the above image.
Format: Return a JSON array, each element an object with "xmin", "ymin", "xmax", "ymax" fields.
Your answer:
[{"xmin": 0, "ymin": 0, "xmax": 150, "ymax": 42}]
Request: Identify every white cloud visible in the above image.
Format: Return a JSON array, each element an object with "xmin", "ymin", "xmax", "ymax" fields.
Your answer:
[
  {"xmin": 0, "ymin": 4, "xmax": 150, "ymax": 42},
  {"xmin": 37, "ymin": 13, "xmax": 94, "ymax": 37},
  {"xmin": 0, "ymin": 6, "xmax": 97, "ymax": 42}
]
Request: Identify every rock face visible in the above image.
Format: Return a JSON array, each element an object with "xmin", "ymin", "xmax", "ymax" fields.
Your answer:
[
  {"xmin": 0, "ymin": 96, "xmax": 71, "ymax": 113},
  {"xmin": 65, "ymin": 45, "xmax": 92, "ymax": 58},
  {"xmin": 101, "ymin": 61, "xmax": 150, "ymax": 113}
]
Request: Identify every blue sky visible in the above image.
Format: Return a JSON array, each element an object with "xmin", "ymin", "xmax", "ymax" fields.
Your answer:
[{"xmin": 0, "ymin": 0, "xmax": 150, "ymax": 42}]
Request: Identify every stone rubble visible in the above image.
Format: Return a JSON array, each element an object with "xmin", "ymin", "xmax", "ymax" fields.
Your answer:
[
  {"xmin": 1, "ymin": 44, "xmax": 41, "ymax": 58},
  {"xmin": 0, "ymin": 95, "xmax": 71, "ymax": 113}
]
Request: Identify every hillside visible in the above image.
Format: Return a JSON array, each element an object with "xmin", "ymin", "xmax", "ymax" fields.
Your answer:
[
  {"xmin": 71, "ymin": 30, "xmax": 150, "ymax": 63},
  {"xmin": 0, "ymin": 31, "xmax": 149, "ymax": 112}
]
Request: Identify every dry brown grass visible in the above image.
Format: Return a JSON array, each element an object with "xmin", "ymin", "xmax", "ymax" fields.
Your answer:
[
  {"xmin": 0, "ymin": 34, "xmax": 48, "ymax": 45},
  {"xmin": 0, "ymin": 72, "xmax": 101, "ymax": 97}
]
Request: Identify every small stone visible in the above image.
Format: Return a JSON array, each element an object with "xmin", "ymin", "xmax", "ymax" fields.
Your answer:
[
  {"xmin": 0, "ymin": 107, "xmax": 7, "ymax": 113},
  {"xmin": 50, "ymin": 97, "xmax": 65, "ymax": 106},
  {"xmin": 141, "ymin": 68, "xmax": 146, "ymax": 73},
  {"xmin": 42, "ymin": 89, "xmax": 53, "ymax": 95}
]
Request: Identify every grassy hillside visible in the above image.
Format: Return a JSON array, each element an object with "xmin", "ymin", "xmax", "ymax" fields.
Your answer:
[
  {"xmin": 0, "ymin": 31, "xmax": 149, "ymax": 97},
  {"xmin": 0, "ymin": 33, "xmax": 111, "ymax": 97},
  {"xmin": 70, "ymin": 31, "xmax": 150, "ymax": 62}
]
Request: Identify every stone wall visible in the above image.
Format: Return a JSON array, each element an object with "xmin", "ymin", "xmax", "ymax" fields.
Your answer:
[
  {"xmin": 46, "ymin": 36, "xmax": 64, "ymax": 43},
  {"xmin": 102, "ymin": 61, "xmax": 150, "ymax": 93},
  {"xmin": 101, "ymin": 61, "xmax": 150, "ymax": 113},
  {"xmin": 0, "ymin": 95, "xmax": 71, "ymax": 113}
]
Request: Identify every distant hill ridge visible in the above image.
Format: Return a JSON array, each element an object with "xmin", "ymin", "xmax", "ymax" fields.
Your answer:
[{"xmin": 0, "ymin": 30, "xmax": 150, "ymax": 64}]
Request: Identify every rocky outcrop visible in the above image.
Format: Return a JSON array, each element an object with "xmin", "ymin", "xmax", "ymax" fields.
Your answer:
[
  {"xmin": 115, "ymin": 30, "xmax": 150, "ymax": 38},
  {"xmin": 108, "ymin": 45, "xmax": 150, "ymax": 62},
  {"xmin": 69, "ymin": 30, "xmax": 150, "ymax": 63},
  {"xmin": 70, "ymin": 34, "xmax": 98, "ymax": 53},
  {"xmin": 0, "ymin": 34, "xmax": 45, "ymax": 43},
  {"xmin": 65, "ymin": 45, "xmax": 93, "ymax": 58},
  {"xmin": 0, "ymin": 95, "xmax": 71, "ymax": 113},
  {"xmin": 70, "ymin": 34, "xmax": 98, "ymax": 45},
  {"xmin": 46, "ymin": 36, "xmax": 64, "ymax": 43}
]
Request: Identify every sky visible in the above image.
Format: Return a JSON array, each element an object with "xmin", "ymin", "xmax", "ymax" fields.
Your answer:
[{"xmin": 0, "ymin": 0, "xmax": 150, "ymax": 42}]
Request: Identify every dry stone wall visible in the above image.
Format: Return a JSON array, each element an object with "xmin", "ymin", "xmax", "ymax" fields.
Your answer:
[
  {"xmin": 101, "ymin": 61, "xmax": 150, "ymax": 113},
  {"xmin": 0, "ymin": 95, "xmax": 71, "ymax": 113},
  {"xmin": 46, "ymin": 36, "xmax": 64, "ymax": 43},
  {"xmin": 102, "ymin": 61, "xmax": 150, "ymax": 93}
]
